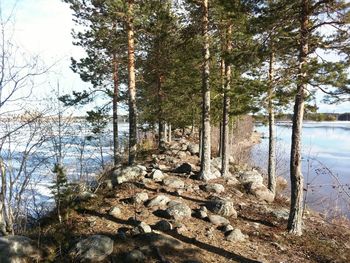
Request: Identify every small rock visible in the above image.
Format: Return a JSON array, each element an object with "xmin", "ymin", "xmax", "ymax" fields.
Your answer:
[
  {"xmin": 207, "ymin": 198, "xmax": 237, "ymax": 218},
  {"xmin": 208, "ymin": 215, "xmax": 230, "ymax": 226},
  {"xmin": 125, "ymin": 249, "xmax": 145, "ymax": 263},
  {"xmin": 71, "ymin": 235, "xmax": 113, "ymax": 261},
  {"xmin": 165, "ymin": 201, "xmax": 192, "ymax": 220},
  {"xmin": 109, "ymin": 206, "xmax": 121, "ymax": 218},
  {"xmin": 155, "ymin": 220, "xmax": 173, "ymax": 231},
  {"xmin": 150, "ymin": 169, "xmax": 166, "ymax": 182},
  {"xmin": 147, "ymin": 195, "xmax": 170, "ymax": 208},
  {"xmin": 163, "ymin": 178, "xmax": 185, "ymax": 189},
  {"xmin": 226, "ymin": 229, "xmax": 247, "ymax": 242},
  {"xmin": 223, "ymin": 224, "xmax": 234, "ymax": 233},
  {"xmin": 133, "ymin": 192, "xmax": 149, "ymax": 204},
  {"xmin": 134, "ymin": 222, "xmax": 152, "ymax": 234},
  {"xmin": 174, "ymin": 222, "xmax": 188, "ymax": 234},
  {"xmin": 198, "ymin": 206, "xmax": 208, "ymax": 219},
  {"xmin": 203, "ymin": 183, "xmax": 225, "ymax": 194},
  {"xmin": 205, "ymin": 227, "xmax": 215, "ymax": 238}
]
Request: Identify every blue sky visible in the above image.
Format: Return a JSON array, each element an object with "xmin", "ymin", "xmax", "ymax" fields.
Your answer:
[{"xmin": 1, "ymin": 0, "xmax": 349, "ymax": 114}]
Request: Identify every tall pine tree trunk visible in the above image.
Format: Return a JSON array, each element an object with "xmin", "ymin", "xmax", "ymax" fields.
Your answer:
[
  {"xmin": 157, "ymin": 74, "xmax": 166, "ymax": 150},
  {"xmin": 268, "ymin": 48, "xmax": 276, "ymax": 197},
  {"xmin": 168, "ymin": 123, "xmax": 172, "ymax": 143},
  {"xmin": 112, "ymin": 52, "xmax": 119, "ymax": 166},
  {"xmin": 199, "ymin": 0, "xmax": 211, "ymax": 180},
  {"xmin": 127, "ymin": 0, "xmax": 137, "ymax": 165},
  {"xmin": 288, "ymin": 0, "xmax": 309, "ymax": 236},
  {"xmin": 221, "ymin": 24, "xmax": 232, "ymax": 178}
]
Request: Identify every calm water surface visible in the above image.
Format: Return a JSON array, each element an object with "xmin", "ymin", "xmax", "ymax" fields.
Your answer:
[{"xmin": 252, "ymin": 121, "xmax": 350, "ymax": 218}]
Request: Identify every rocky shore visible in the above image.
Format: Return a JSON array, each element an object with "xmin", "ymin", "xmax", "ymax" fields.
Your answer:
[{"xmin": 1, "ymin": 134, "xmax": 349, "ymax": 263}]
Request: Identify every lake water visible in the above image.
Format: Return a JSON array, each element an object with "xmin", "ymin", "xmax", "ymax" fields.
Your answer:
[
  {"xmin": 252, "ymin": 121, "xmax": 350, "ymax": 218},
  {"xmin": 0, "ymin": 119, "xmax": 130, "ymax": 218}
]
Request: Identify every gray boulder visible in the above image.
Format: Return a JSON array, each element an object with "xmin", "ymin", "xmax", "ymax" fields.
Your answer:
[
  {"xmin": 147, "ymin": 195, "xmax": 170, "ymax": 208},
  {"xmin": 109, "ymin": 206, "xmax": 121, "ymax": 218},
  {"xmin": 200, "ymin": 166, "xmax": 221, "ymax": 181},
  {"xmin": 134, "ymin": 222, "xmax": 152, "ymax": 234},
  {"xmin": 270, "ymin": 208, "xmax": 290, "ymax": 220},
  {"xmin": 71, "ymin": 235, "xmax": 113, "ymax": 261},
  {"xmin": 165, "ymin": 201, "xmax": 192, "ymax": 220},
  {"xmin": 223, "ymin": 224, "xmax": 234, "ymax": 233},
  {"xmin": 238, "ymin": 170, "xmax": 263, "ymax": 185},
  {"xmin": 226, "ymin": 229, "xmax": 247, "ymax": 242},
  {"xmin": 187, "ymin": 143, "xmax": 200, "ymax": 155},
  {"xmin": 207, "ymin": 198, "xmax": 237, "ymax": 218},
  {"xmin": 150, "ymin": 169, "xmax": 166, "ymax": 182},
  {"xmin": 112, "ymin": 165, "xmax": 147, "ymax": 184},
  {"xmin": 203, "ymin": 183, "xmax": 225, "ymax": 194},
  {"xmin": 248, "ymin": 182, "xmax": 274, "ymax": 203},
  {"xmin": 163, "ymin": 178, "xmax": 184, "ymax": 189},
  {"xmin": 0, "ymin": 236, "xmax": 42, "ymax": 263},
  {"xmin": 208, "ymin": 215, "xmax": 230, "ymax": 226},
  {"xmin": 198, "ymin": 206, "xmax": 208, "ymax": 219},
  {"xmin": 133, "ymin": 192, "xmax": 149, "ymax": 204},
  {"xmin": 155, "ymin": 220, "xmax": 173, "ymax": 231}
]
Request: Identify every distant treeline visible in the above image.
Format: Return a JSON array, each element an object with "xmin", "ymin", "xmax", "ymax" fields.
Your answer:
[{"xmin": 254, "ymin": 112, "xmax": 350, "ymax": 122}]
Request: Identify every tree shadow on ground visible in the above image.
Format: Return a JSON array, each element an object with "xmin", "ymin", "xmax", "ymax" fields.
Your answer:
[
  {"xmin": 164, "ymin": 230, "xmax": 262, "ymax": 263},
  {"xmin": 238, "ymin": 215, "xmax": 276, "ymax": 228}
]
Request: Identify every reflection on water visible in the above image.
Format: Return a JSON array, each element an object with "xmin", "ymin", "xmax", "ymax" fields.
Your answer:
[{"xmin": 252, "ymin": 121, "xmax": 350, "ymax": 218}]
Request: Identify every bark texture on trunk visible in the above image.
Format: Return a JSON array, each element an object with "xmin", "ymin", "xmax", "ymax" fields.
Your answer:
[
  {"xmin": 0, "ymin": 159, "xmax": 7, "ymax": 236},
  {"xmin": 199, "ymin": 0, "xmax": 211, "ymax": 181},
  {"xmin": 268, "ymin": 49, "xmax": 276, "ymax": 197},
  {"xmin": 127, "ymin": 0, "xmax": 137, "ymax": 165},
  {"xmin": 288, "ymin": 0, "xmax": 309, "ymax": 236},
  {"xmin": 221, "ymin": 24, "xmax": 232, "ymax": 178},
  {"xmin": 158, "ymin": 120, "xmax": 166, "ymax": 149},
  {"xmin": 112, "ymin": 52, "xmax": 119, "ymax": 166},
  {"xmin": 167, "ymin": 123, "xmax": 172, "ymax": 143}
]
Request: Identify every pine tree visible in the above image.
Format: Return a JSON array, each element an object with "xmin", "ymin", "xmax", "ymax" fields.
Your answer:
[
  {"xmin": 62, "ymin": 0, "xmax": 128, "ymax": 165},
  {"xmin": 50, "ymin": 164, "xmax": 71, "ymax": 223}
]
